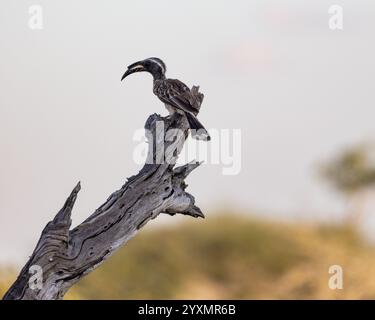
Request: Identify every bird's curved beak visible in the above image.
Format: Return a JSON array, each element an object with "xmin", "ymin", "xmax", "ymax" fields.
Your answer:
[{"xmin": 121, "ymin": 61, "xmax": 146, "ymax": 81}]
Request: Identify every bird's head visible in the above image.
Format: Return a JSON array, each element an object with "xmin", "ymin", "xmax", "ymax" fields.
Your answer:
[{"xmin": 121, "ymin": 57, "xmax": 166, "ymax": 81}]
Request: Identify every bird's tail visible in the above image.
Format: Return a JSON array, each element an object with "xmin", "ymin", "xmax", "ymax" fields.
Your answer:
[{"xmin": 185, "ymin": 112, "xmax": 211, "ymax": 141}]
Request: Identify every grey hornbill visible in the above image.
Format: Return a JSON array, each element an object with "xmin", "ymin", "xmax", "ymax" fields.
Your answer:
[{"xmin": 121, "ymin": 57, "xmax": 210, "ymax": 141}]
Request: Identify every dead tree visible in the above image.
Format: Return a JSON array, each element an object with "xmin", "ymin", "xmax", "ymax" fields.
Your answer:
[{"xmin": 3, "ymin": 86, "xmax": 205, "ymax": 300}]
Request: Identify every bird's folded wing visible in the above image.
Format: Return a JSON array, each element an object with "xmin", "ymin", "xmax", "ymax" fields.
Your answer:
[
  {"xmin": 168, "ymin": 95, "xmax": 199, "ymax": 116},
  {"xmin": 158, "ymin": 79, "xmax": 199, "ymax": 116}
]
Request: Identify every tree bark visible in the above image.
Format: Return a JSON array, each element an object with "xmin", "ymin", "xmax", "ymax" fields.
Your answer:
[{"xmin": 3, "ymin": 86, "xmax": 205, "ymax": 300}]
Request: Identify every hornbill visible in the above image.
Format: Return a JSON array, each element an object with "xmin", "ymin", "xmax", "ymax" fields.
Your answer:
[{"xmin": 121, "ymin": 57, "xmax": 210, "ymax": 141}]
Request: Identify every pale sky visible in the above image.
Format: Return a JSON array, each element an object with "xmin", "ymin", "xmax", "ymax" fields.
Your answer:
[{"xmin": 1, "ymin": 0, "xmax": 375, "ymax": 264}]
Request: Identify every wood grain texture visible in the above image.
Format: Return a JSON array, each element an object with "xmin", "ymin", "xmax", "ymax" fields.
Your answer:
[{"xmin": 3, "ymin": 86, "xmax": 205, "ymax": 300}]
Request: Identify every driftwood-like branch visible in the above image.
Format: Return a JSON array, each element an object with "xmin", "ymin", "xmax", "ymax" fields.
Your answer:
[{"xmin": 3, "ymin": 86, "xmax": 205, "ymax": 300}]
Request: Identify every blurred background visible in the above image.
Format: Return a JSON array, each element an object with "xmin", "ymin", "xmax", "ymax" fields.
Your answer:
[{"xmin": 1, "ymin": 0, "xmax": 375, "ymax": 299}]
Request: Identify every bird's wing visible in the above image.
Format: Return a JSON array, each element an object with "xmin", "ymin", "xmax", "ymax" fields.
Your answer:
[{"xmin": 155, "ymin": 79, "xmax": 199, "ymax": 116}]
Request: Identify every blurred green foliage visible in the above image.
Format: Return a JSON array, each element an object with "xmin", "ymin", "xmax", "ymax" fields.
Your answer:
[
  {"xmin": 69, "ymin": 215, "xmax": 308, "ymax": 299},
  {"xmin": 1, "ymin": 214, "xmax": 374, "ymax": 299},
  {"xmin": 321, "ymin": 144, "xmax": 375, "ymax": 194}
]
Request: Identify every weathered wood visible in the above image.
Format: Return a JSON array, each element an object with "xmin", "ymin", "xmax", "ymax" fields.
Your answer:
[{"xmin": 3, "ymin": 86, "xmax": 205, "ymax": 300}]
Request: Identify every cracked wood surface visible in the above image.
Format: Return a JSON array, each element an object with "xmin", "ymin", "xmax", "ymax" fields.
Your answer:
[{"xmin": 3, "ymin": 86, "xmax": 205, "ymax": 300}]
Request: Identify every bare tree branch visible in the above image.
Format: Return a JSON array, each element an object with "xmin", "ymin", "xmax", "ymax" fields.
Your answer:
[{"xmin": 3, "ymin": 86, "xmax": 205, "ymax": 300}]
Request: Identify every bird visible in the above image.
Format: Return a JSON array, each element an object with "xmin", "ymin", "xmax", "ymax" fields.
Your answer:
[{"xmin": 121, "ymin": 57, "xmax": 210, "ymax": 141}]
